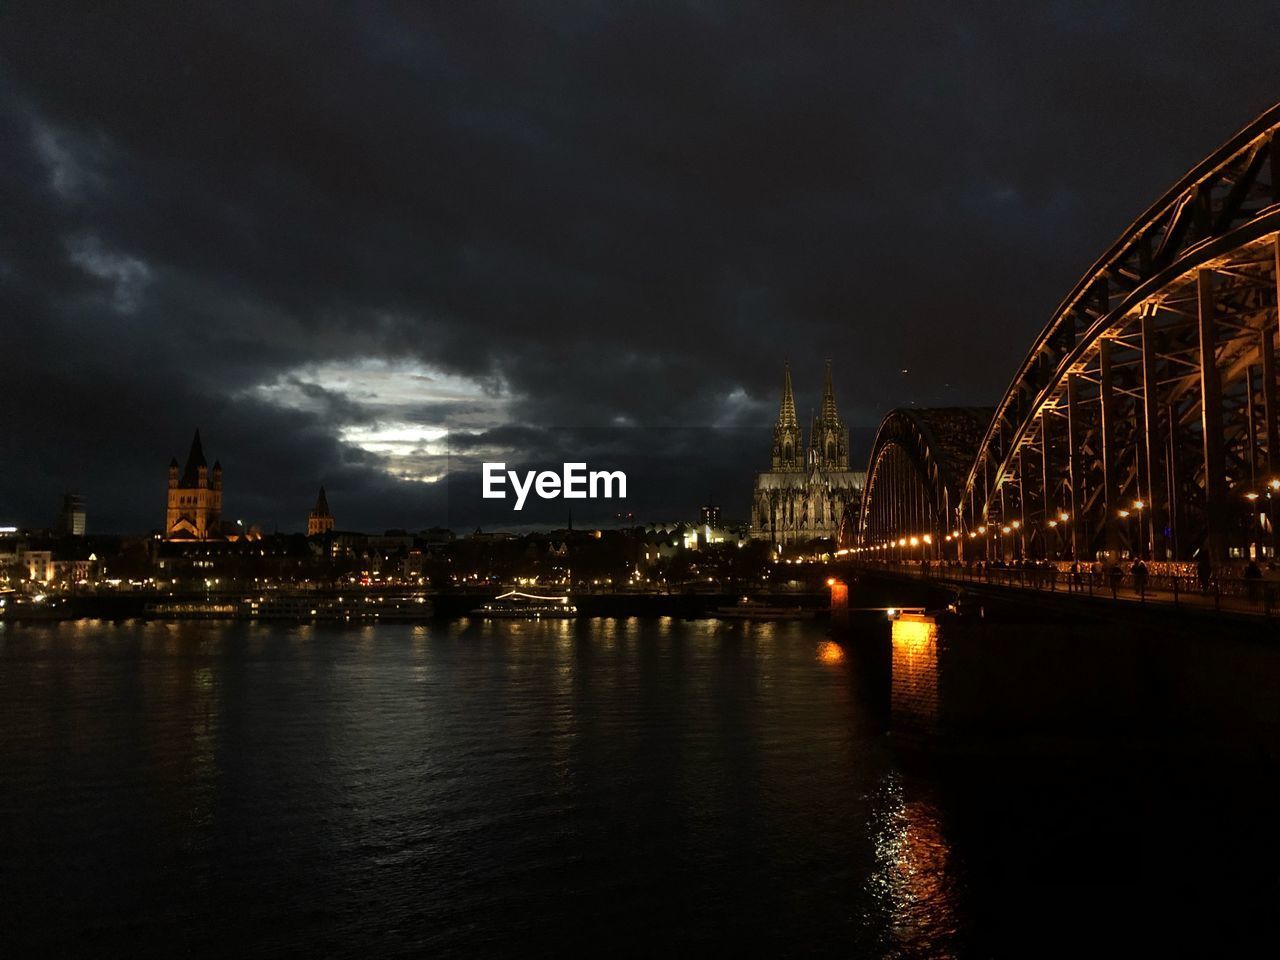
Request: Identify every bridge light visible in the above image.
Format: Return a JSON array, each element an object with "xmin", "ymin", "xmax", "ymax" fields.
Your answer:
[
  {"xmin": 1048, "ymin": 520, "xmax": 1058, "ymax": 528},
  {"xmin": 910, "ymin": 536, "xmax": 919, "ymax": 547},
  {"xmin": 1245, "ymin": 491, "xmax": 1260, "ymax": 501},
  {"xmin": 952, "ymin": 529, "xmax": 961, "ymax": 537},
  {"xmin": 978, "ymin": 525, "xmax": 987, "ymax": 534},
  {"xmin": 1270, "ymin": 478, "xmax": 1280, "ymax": 491},
  {"xmin": 898, "ymin": 538, "xmax": 907, "ymax": 546},
  {"xmin": 968, "ymin": 531, "xmax": 977, "ymax": 539},
  {"xmin": 922, "ymin": 534, "xmax": 932, "ymax": 544},
  {"xmin": 1058, "ymin": 511, "xmax": 1070, "ymax": 522},
  {"xmin": 1001, "ymin": 525, "xmax": 1011, "ymax": 534},
  {"xmin": 1118, "ymin": 509, "xmax": 1130, "ymax": 517},
  {"xmin": 1133, "ymin": 499, "xmax": 1145, "ymax": 509},
  {"xmin": 945, "ymin": 534, "xmax": 953, "ymax": 541},
  {"xmin": 1011, "ymin": 520, "xmax": 1021, "ymax": 529}
]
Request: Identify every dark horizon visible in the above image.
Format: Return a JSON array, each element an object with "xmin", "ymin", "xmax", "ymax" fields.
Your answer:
[{"xmin": 4, "ymin": 2, "xmax": 1279, "ymax": 532}]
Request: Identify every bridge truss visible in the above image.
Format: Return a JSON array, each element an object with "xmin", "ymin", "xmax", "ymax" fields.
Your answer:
[
  {"xmin": 853, "ymin": 104, "xmax": 1280, "ymax": 567},
  {"xmin": 853, "ymin": 408, "xmax": 991, "ymax": 550}
]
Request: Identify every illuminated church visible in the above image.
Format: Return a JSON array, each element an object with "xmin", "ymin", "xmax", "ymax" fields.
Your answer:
[
  {"xmin": 307, "ymin": 486, "xmax": 335, "ymax": 536},
  {"xmin": 751, "ymin": 362, "xmax": 864, "ymax": 544},
  {"xmin": 165, "ymin": 430, "xmax": 223, "ymax": 540},
  {"xmin": 164, "ymin": 430, "xmax": 258, "ymax": 541}
]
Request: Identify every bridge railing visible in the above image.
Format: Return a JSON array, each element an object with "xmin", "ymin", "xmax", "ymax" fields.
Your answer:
[{"xmin": 854, "ymin": 560, "xmax": 1280, "ymax": 618}]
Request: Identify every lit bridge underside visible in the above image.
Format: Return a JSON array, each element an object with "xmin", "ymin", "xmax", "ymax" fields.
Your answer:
[{"xmin": 850, "ymin": 103, "xmax": 1280, "ymax": 566}]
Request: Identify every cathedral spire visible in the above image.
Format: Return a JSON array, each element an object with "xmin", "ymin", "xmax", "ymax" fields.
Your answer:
[
  {"xmin": 313, "ymin": 485, "xmax": 331, "ymax": 518},
  {"xmin": 777, "ymin": 361, "xmax": 797, "ymax": 428},
  {"xmin": 811, "ymin": 360, "xmax": 849, "ymax": 471},
  {"xmin": 770, "ymin": 362, "xmax": 803, "ymax": 472},
  {"xmin": 820, "ymin": 359, "xmax": 839, "ymax": 421}
]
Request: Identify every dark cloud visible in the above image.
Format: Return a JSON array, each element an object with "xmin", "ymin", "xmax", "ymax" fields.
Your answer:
[{"xmin": 2, "ymin": 1, "xmax": 1278, "ymax": 531}]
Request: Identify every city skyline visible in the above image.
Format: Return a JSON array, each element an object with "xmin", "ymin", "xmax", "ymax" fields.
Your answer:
[{"xmin": 5, "ymin": 361, "xmax": 870, "ymax": 536}]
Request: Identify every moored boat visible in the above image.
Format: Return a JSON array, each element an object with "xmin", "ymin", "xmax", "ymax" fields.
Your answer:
[
  {"xmin": 713, "ymin": 596, "xmax": 817, "ymax": 621},
  {"xmin": 472, "ymin": 590, "xmax": 578, "ymax": 619}
]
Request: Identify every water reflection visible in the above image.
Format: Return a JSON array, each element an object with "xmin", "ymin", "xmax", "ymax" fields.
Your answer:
[
  {"xmin": 867, "ymin": 770, "xmax": 959, "ymax": 957},
  {"xmin": 890, "ymin": 614, "xmax": 940, "ymax": 738},
  {"xmin": 864, "ymin": 614, "xmax": 960, "ymax": 954},
  {"xmin": 816, "ymin": 640, "xmax": 845, "ymax": 665}
]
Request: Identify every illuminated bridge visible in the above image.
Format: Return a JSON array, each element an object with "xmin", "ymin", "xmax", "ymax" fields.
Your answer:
[{"xmin": 847, "ymin": 103, "xmax": 1280, "ymax": 568}]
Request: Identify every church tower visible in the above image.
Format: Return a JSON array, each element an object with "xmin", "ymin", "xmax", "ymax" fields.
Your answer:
[
  {"xmin": 770, "ymin": 362, "xmax": 803, "ymax": 471},
  {"xmin": 165, "ymin": 430, "xmax": 223, "ymax": 539},
  {"xmin": 308, "ymin": 486, "xmax": 335, "ymax": 536},
  {"xmin": 809, "ymin": 360, "xmax": 849, "ymax": 471}
]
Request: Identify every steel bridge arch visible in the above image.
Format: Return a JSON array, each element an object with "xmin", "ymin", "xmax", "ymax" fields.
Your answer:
[
  {"xmin": 955, "ymin": 103, "xmax": 1280, "ymax": 565},
  {"xmin": 849, "ymin": 408, "xmax": 991, "ymax": 550},
  {"xmin": 851, "ymin": 103, "xmax": 1280, "ymax": 567}
]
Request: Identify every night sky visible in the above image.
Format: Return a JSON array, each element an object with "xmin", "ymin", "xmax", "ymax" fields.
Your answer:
[{"xmin": 3, "ymin": 2, "xmax": 1279, "ymax": 533}]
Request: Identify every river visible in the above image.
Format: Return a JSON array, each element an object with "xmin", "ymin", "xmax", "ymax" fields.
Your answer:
[{"xmin": 1, "ymin": 613, "xmax": 1277, "ymax": 956}]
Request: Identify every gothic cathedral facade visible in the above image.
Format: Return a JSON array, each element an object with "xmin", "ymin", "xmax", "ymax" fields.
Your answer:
[{"xmin": 751, "ymin": 362, "xmax": 864, "ymax": 544}]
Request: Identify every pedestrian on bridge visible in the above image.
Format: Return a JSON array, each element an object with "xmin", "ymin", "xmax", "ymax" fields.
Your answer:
[
  {"xmin": 1245, "ymin": 558, "xmax": 1263, "ymax": 604},
  {"xmin": 1131, "ymin": 558, "xmax": 1148, "ymax": 598}
]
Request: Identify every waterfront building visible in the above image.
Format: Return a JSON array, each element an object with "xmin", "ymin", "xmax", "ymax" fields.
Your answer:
[
  {"xmin": 52, "ymin": 551, "xmax": 96, "ymax": 584},
  {"xmin": 307, "ymin": 486, "xmax": 335, "ymax": 536},
  {"xmin": 19, "ymin": 548, "xmax": 53, "ymax": 583},
  {"xmin": 751, "ymin": 361, "xmax": 864, "ymax": 544}
]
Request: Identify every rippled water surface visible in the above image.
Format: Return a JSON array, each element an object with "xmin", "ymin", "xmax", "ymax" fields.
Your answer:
[{"xmin": 2, "ymin": 615, "xmax": 1277, "ymax": 956}]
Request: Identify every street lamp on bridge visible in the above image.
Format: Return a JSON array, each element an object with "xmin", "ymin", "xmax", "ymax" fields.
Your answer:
[{"xmin": 1132, "ymin": 500, "xmax": 1146, "ymax": 559}]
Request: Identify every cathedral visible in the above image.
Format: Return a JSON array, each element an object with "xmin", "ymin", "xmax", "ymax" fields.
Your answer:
[
  {"xmin": 751, "ymin": 361, "xmax": 864, "ymax": 544},
  {"xmin": 165, "ymin": 430, "xmax": 223, "ymax": 540}
]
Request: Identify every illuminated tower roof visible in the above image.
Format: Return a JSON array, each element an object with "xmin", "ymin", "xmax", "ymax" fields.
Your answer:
[
  {"xmin": 820, "ymin": 359, "xmax": 839, "ymax": 422},
  {"xmin": 179, "ymin": 429, "xmax": 207, "ymax": 486},
  {"xmin": 777, "ymin": 361, "xmax": 797, "ymax": 428},
  {"xmin": 809, "ymin": 360, "xmax": 849, "ymax": 471},
  {"xmin": 771, "ymin": 361, "xmax": 803, "ymax": 472},
  {"xmin": 308, "ymin": 485, "xmax": 335, "ymax": 536}
]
